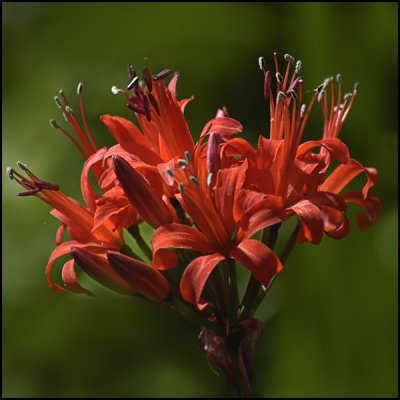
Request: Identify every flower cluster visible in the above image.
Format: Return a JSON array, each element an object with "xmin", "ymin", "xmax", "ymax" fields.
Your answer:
[{"xmin": 8, "ymin": 53, "xmax": 382, "ymax": 396}]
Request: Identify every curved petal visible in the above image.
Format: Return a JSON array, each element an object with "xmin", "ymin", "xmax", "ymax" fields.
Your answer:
[
  {"xmin": 152, "ymin": 224, "xmax": 218, "ymax": 270},
  {"xmin": 341, "ymin": 192, "xmax": 383, "ymax": 230},
  {"xmin": 320, "ymin": 158, "xmax": 378, "ymax": 199},
  {"xmin": 61, "ymin": 259, "xmax": 93, "ymax": 296},
  {"xmin": 45, "ymin": 241, "xmax": 101, "ymax": 293},
  {"xmin": 289, "ymin": 199, "xmax": 324, "ymax": 244},
  {"xmin": 201, "ymin": 117, "xmax": 243, "ymax": 137},
  {"xmin": 107, "ymin": 251, "xmax": 170, "ymax": 302},
  {"xmin": 236, "ymin": 194, "xmax": 287, "ymax": 241},
  {"xmin": 81, "ymin": 148, "xmax": 107, "ymax": 212},
  {"xmin": 297, "ymin": 137, "xmax": 350, "ymax": 164},
  {"xmin": 229, "ymin": 240, "xmax": 283, "ymax": 287},
  {"xmin": 180, "ymin": 253, "xmax": 225, "ymax": 310}
]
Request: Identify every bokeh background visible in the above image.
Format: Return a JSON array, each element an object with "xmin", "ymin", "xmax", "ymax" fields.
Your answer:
[{"xmin": 2, "ymin": 2, "xmax": 398, "ymax": 398}]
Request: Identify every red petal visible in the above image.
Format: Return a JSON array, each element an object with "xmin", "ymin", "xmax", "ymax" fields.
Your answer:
[
  {"xmin": 215, "ymin": 161, "xmax": 248, "ymax": 234},
  {"xmin": 107, "ymin": 251, "xmax": 170, "ymax": 302},
  {"xmin": 229, "ymin": 240, "xmax": 283, "ymax": 287},
  {"xmin": 61, "ymin": 259, "xmax": 93, "ymax": 296},
  {"xmin": 113, "ymin": 156, "xmax": 173, "ymax": 228},
  {"xmin": 152, "ymin": 224, "xmax": 218, "ymax": 270},
  {"xmin": 289, "ymin": 199, "xmax": 324, "ymax": 244},
  {"xmin": 180, "ymin": 253, "xmax": 226, "ymax": 310},
  {"xmin": 101, "ymin": 115, "xmax": 162, "ymax": 165},
  {"xmin": 201, "ymin": 117, "xmax": 243, "ymax": 137},
  {"xmin": 80, "ymin": 148, "xmax": 107, "ymax": 212},
  {"xmin": 46, "ymin": 241, "xmax": 101, "ymax": 293},
  {"xmin": 320, "ymin": 158, "xmax": 378, "ymax": 199},
  {"xmin": 55, "ymin": 222, "xmax": 67, "ymax": 245},
  {"xmin": 341, "ymin": 191, "xmax": 383, "ymax": 230},
  {"xmin": 236, "ymin": 194, "xmax": 287, "ymax": 241}
]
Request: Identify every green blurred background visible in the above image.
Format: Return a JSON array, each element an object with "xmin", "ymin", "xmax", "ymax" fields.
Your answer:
[{"xmin": 2, "ymin": 2, "xmax": 398, "ymax": 398}]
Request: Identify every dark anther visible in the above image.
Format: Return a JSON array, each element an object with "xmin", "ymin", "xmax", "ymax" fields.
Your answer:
[
  {"xmin": 147, "ymin": 92, "xmax": 160, "ymax": 115},
  {"xmin": 142, "ymin": 95, "xmax": 151, "ymax": 122},
  {"xmin": 18, "ymin": 188, "xmax": 42, "ymax": 197},
  {"xmin": 127, "ymin": 103, "xmax": 146, "ymax": 115},
  {"xmin": 127, "ymin": 76, "xmax": 139, "ymax": 91},
  {"xmin": 35, "ymin": 180, "xmax": 60, "ymax": 191},
  {"xmin": 288, "ymin": 90, "xmax": 298, "ymax": 101},
  {"xmin": 143, "ymin": 67, "xmax": 153, "ymax": 92},
  {"xmin": 316, "ymin": 83, "xmax": 325, "ymax": 93},
  {"xmin": 153, "ymin": 69, "xmax": 173, "ymax": 81},
  {"xmin": 276, "ymin": 72, "xmax": 283, "ymax": 84}
]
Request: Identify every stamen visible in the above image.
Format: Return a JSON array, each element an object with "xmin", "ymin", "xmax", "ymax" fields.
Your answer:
[
  {"xmin": 207, "ymin": 173, "xmax": 213, "ymax": 187},
  {"xmin": 288, "ymin": 89, "xmax": 298, "ymax": 100},
  {"xmin": 336, "ymin": 73, "xmax": 343, "ymax": 86},
  {"xmin": 264, "ymin": 70, "xmax": 271, "ymax": 98},
  {"xmin": 354, "ymin": 82, "xmax": 359, "ymax": 94},
  {"xmin": 16, "ymin": 161, "xmax": 28, "ymax": 171},
  {"xmin": 276, "ymin": 72, "xmax": 283, "ymax": 84},
  {"xmin": 317, "ymin": 90, "xmax": 325, "ymax": 103},
  {"xmin": 258, "ymin": 56, "xmax": 265, "ymax": 71},
  {"xmin": 143, "ymin": 67, "xmax": 153, "ymax": 92},
  {"xmin": 77, "ymin": 82, "xmax": 83, "ymax": 95},
  {"xmin": 316, "ymin": 83, "xmax": 325, "ymax": 93},
  {"xmin": 127, "ymin": 76, "xmax": 139, "ymax": 90},
  {"xmin": 54, "ymin": 96, "xmax": 63, "ymax": 109},
  {"xmin": 295, "ymin": 60, "xmax": 302, "ymax": 74},
  {"xmin": 277, "ymin": 91, "xmax": 287, "ymax": 103},
  {"xmin": 284, "ymin": 53, "xmax": 295, "ymax": 65},
  {"xmin": 153, "ymin": 69, "xmax": 173, "ymax": 81},
  {"xmin": 111, "ymin": 86, "xmax": 120, "ymax": 95},
  {"xmin": 178, "ymin": 182, "xmax": 184, "ymax": 193},
  {"xmin": 184, "ymin": 151, "xmax": 191, "ymax": 164},
  {"xmin": 189, "ymin": 176, "xmax": 199, "ymax": 186}
]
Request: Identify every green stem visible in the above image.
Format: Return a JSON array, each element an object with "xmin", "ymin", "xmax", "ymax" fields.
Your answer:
[
  {"xmin": 226, "ymin": 259, "xmax": 239, "ymax": 321},
  {"xmin": 215, "ymin": 264, "xmax": 230, "ymax": 319},
  {"xmin": 128, "ymin": 225, "xmax": 153, "ymax": 262}
]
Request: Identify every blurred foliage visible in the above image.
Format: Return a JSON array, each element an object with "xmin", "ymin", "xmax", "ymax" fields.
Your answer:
[{"xmin": 2, "ymin": 2, "xmax": 398, "ymax": 398}]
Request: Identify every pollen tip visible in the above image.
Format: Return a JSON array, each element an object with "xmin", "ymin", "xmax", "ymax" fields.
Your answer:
[
  {"xmin": 354, "ymin": 82, "xmax": 359, "ymax": 94},
  {"xmin": 258, "ymin": 56, "xmax": 265, "ymax": 70},
  {"xmin": 277, "ymin": 91, "xmax": 287, "ymax": 103},
  {"xmin": 300, "ymin": 104, "xmax": 307, "ymax": 118},
  {"xmin": 54, "ymin": 96, "xmax": 63, "ymax": 109},
  {"xmin": 275, "ymin": 72, "xmax": 283, "ymax": 84},
  {"xmin": 343, "ymin": 92, "xmax": 353, "ymax": 101},
  {"xmin": 184, "ymin": 150, "xmax": 191, "ymax": 164},
  {"xmin": 178, "ymin": 182, "xmax": 184, "ymax": 193},
  {"xmin": 207, "ymin": 173, "xmax": 213, "ymax": 187},
  {"xmin": 189, "ymin": 176, "xmax": 199, "ymax": 186},
  {"xmin": 317, "ymin": 90, "xmax": 325, "ymax": 103},
  {"xmin": 111, "ymin": 86, "xmax": 119, "ymax": 95},
  {"xmin": 295, "ymin": 60, "xmax": 302, "ymax": 74},
  {"xmin": 16, "ymin": 161, "xmax": 28, "ymax": 171},
  {"xmin": 65, "ymin": 106, "xmax": 73, "ymax": 114},
  {"xmin": 284, "ymin": 53, "xmax": 295, "ymax": 65},
  {"xmin": 77, "ymin": 82, "xmax": 83, "ymax": 95},
  {"xmin": 336, "ymin": 73, "xmax": 343, "ymax": 85},
  {"xmin": 6, "ymin": 167, "xmax": 13, "ymax": 180},
  {"xmin": 127, "ymin": 76, "xmax": 139, "ymax": 90},
  {"xmin": 49, "ymin": 119, "xmax": 58, "ymax": 129},
  {"xmin": 177, "ymin": 159, "xmax": 188, "ymax": 169},
  {"xmin": 166, "ymin": 168, "xmax": 174, "ymax": 177}
]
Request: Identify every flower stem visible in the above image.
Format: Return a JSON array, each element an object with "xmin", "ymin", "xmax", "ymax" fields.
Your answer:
[{"xmin": 128, "ymin": 224, "xmax": 153, "ymax": 262}]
